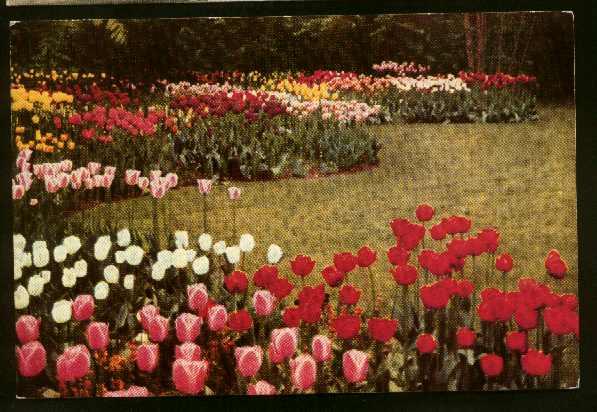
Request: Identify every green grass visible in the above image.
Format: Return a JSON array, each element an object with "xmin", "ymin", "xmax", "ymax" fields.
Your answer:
[{"xmin": 88, "ymin": 105, "xmax": 577, "ymax": 303}]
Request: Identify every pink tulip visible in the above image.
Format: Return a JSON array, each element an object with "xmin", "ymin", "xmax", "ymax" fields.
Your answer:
[
  {"xmin": 125, "ymin": 169, "xmax": 141, "ymax": 186},
  {"xmin": 56, "ymin": 345, "xmax": 91, "ymax": 382},
  {"xmin": 104, "ymin": 386, "xmax": 151, "ymax": 397},
  {"xmin": 289, "ymin": 354, "xmax": 317, "ymax": 391},
  {"xmin": 175, "ymin": 342, "xmax": 202, "ymax": 361},
  {"xmin": 19, "ymin": 149, "xmax": 32, "ymax": 161},
  {"xmin": 137, "ymin": 304, "xmax": 160, "ymax": 330},
  {"xmin": 12, "ymin": 183, "xmax": 25, "ymax": 200},
  {"xmin": 175, "ymin": 313, "xmax": 202, "ymax": 342},
  {"xmin": 137, "ymin": 176, "xmax": 150, "ymax": 191},
  {"xmin": 342, "ymin": 349, "xmax": 369, "ymax": 383},
  {"xmin": 270, "ymin": 327, "xmax": 298, "ymax": 360},
  {"xmin": 16, "ymin": 315, "xmax": 40, "ymax": 344},
  {"xmin": 86, "ymin": 322, "xmax": 110, "ymax": 351},
  {"xmin": 44, "ymin": 177, "xmax": 60, "ymax": 193},
  {"xmin": 58, "ymin": 173, "xmax": 70, "ymax": 189},
  {"xmin": 165, "ymin": 172, "xmax": 178, "ymax": 189},
  {"xmin": 147, "ymin": 315, "xmax": 169, "ymax": 342},
  {"xmin": 104, "ymin": 166, "xmax": 116, "ymax": 176},
  {"xmin": 149, "ymin": 179, "xmax": 167, "ymax": 199},
  {"xmin": 136, "ymin": 343, "xmax": 159, "ymax": 373},
  {"xmin": 32, "ymin": 164, "xmax": 43, "ymax": 178},
  {"xmin": 172, "ymin": 358, "xmax": 209, "ymax": 395},
  {"xmin": 268, "ymin": 343, "xmax": 285, "ymax": 364},
  {"xmin": 72, "ymin": 294, "xmax": 95, "ymax": 321},
  {"xmin": 207, "ymin": 304, "xmax": 228, "ymax": 331},
  {"xmin": 84, "ymin": 177, "xmax": 95, "ymax": 190},
  {"xmin": 16, "ymin": 156, "xmax": 28, "ymax": 170},
  {"xmin": 197, "ymin": 179, "xmax": 212, "ymax": 195},
  {"xmin": 227, "ymin": 186, "xmax": 241, "ymax": 200},
  {"xmin": 235, "ymin": 346, "xmax": 263, "ymax": 377},
  {"xmin": 60, "ymin": 159, "xmax": 73, "ymax": 172},
  {"xmin": 70, "ymin": 172, "xmax": 82, "ymax": 190},
  {"xmin": 87, "ymin": 162, "xmax": 102, "ymax": 176},
  {"xmin": 311, "ymin": 335, "xmax": 332, "ymax": 362},
  {"xmin": 92, "ymin": 174, "xmax": 103, "ymax": 187},
  {"xmin": 80, "ymin": 167, "xmax": 90, "ymax": 180},
  {"xmin": 101, "ymin": 174, "xmax": 115, "ymax": 188},
  {"xmin": 187, "ymin": 284, "xmax": 209, "ymax": 314},
  {"xmin": 16, "ymin": 341, "xmax": 46, "ymax": 377},
  {"xmin": 247, "ymin": 380, "xmax": 277, "ymax": 395},
  {"xmin": 253, "ymin": 290, "xmax": 276, "ymax": 316},
  {"xmin": 149, "ymin": 170, "xmax": 162, "ymax": 181}
]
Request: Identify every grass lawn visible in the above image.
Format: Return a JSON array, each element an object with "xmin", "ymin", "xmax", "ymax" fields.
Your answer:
[{"xmin": 87, "ymin": 104, "xmax": 577, "ymax": 304}]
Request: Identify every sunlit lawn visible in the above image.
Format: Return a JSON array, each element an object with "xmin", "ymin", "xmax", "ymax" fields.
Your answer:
[{"xmin": 87, "ymin": 105, "xmax": 577, "ymax": 305}]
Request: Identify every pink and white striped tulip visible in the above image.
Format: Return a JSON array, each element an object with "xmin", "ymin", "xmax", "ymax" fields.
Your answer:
[
  {"xmin": 235, "ymin": 346, "xmax": 263, "ymax": 377},
  {"xmin": 175, "ymin": 342, "xmax": 202, "ymax": 361},
  {"xmin": 72, "ymin": 294, "xmax": 95, "ymax": 321},
  {"xmin": 289, "ymin": 354, "xmax": 317, "ymax": 391},
  {"xmin": 175, "ymin": 313, "xmax": 202, "ymax": 342},
  {"xmin": 15, "ymin": 315, "xmax": 40, "ymax": 344},
  {"xmin": 187, "ymin": 284, "xmax": 209, "ymax": 314},
  {"xmin": 207, "ymin": 304, "xmax": 228, "ymax": 331},
  {"xmin": 56, "ymin": 344, "xmax": 91, "ymax": 382},
  {"xmin": 253, "ymin": 290, "xmax": 276, "ymax": 316},
  {"xmin": 87, "ymin": 162, "xmax": 102, "ymax": 176},
  {"xmin": 172, "ymin": 358, "xmax": 209, "ymax": 395},
  {"xmin": 136, "ymin": 343, "xmax": 159, "ymax": 373},
  {"xmin": 270, "ymin": 327, "xmax": 298, "ymax": 360},
  {"xmin": 197, "ymin": 179, "xmax": 212, "ymax": 195},
  {"xmin": 227, "ymin": 186, "xmax": 241, "ymax": 200},
  {"xmin": 16, "ymin": 341, "xmax": 47, "ymax": 378},
  {"xmin": 342, "ymin": 349, "xmax": 369, "ymax": 383},
  {"xmin": 247, "ymin": 380, "xmax": 277, "ymax": 395},
  {"xmin": 311, "ymin": 335, "xmax": 332, "ymax": 362},
  {"xmin": 137, "ymin": 176, "xmax": 150, "ymax": 191},
  {"xmin": 125, "ymin": 169, "xmax": 141, "ymax": 186},
  {"xmin": 86, "ymin": 322, "xmax": 109, "ymax": 351}
]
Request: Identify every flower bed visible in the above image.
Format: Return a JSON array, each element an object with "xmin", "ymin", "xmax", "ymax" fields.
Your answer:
[{"xmin": 13, "ymin": 197, "xmax": 578, "ymax": 397}]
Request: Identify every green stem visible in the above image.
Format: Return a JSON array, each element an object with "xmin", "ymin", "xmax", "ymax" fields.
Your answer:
[{"xmin": 367, "ymin": 267, "xmax": 377, "ymax": 314}]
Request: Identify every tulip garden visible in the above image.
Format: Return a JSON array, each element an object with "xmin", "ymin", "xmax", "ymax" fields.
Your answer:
[{"xmin": 11, "ymin": 63, "xmax": 578, "ymax": 397}]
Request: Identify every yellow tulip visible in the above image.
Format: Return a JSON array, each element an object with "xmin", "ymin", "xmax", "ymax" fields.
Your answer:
[
  {"xmin": 67, "ymin": 141, "xmax": 75, "ymax": 150},
  {"xmin": 31, "ymin": 115, "xmax": 40, "ymax": 124}
]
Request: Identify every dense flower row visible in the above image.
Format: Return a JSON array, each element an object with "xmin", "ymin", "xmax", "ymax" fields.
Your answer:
[{"xmin": 13, "ymin": 197, "xmax": 578, "ymax": 397}]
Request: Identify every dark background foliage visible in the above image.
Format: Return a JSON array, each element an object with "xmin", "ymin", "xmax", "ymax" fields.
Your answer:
[{"xmin": 9, "ymin": 12, "xmax": 574, "ymax": 101}]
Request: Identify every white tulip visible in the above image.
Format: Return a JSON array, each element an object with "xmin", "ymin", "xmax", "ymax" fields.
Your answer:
[
  {"xmin": 13, "ymin": 234, "xmax": 26, "ymax": 252},
  {"xmin": 94, "ymin": 281, "xmax": 109, "ymax": 300},
  {"xmin": 125, "ymin": 245, "xmax": 144, "ymax": 266},
  {"xmin": 173, "ymin": 249, "xmax": 188, "ymax": 269},
  {"xmin": 157, "ymin": 250, "xmax": 173, "ymax": 267},
  {"xmin": 192, "ymin": 256, "xmax": 210, "ymax": 275},
  {"xmin": 13, "ymin": 261, "xmax": 22, "ymax": 280},
  {"xmin": 186, "ymin": 249, "xmax": 197, "ymax": 263},
  {"xmin": 151, "ymin": 261, "xmax": 167, "ymax": 281},
  {"xmin": 53, "ymin": 245, "xmax": 67, "ymax": 263},
  {"xmin": 267, "ymin": 244, "xmax": 283, "ymax": 264},
  {"xmin": 239, "ymin": 233, "xmax": 256, "ymax": 253},
  {"xmin": 225, "ymin": 246, "xmax": 241, "ymax": 264},
  {"xmin": 32, "ymin": 246, "xmax": 49, "ymax": 268},
  {"xmin": 51, "ymin": 299, "xmax": 72, "ymax": 323},
  {"xmin": 117, "ymin": 228, "xmax": 131, "ymax": 247},
  {"xmin": 115, "ymin": 250, "xmax": 126, "ymax": 264},
  {"xmin": 198, "ymin": 233, "xmax": 213, "ymax": 252},
  {"xmin": 27, "ymin": 275, "xmax": 44, "ymax": 296},
  {"xmin": 14, "ymin": 285, "xmax": 30, "ymax": 310},
  {"xmin": 104, "ymin": 265, "xmax": 119, "ymax": 283},
  {"xmin": 40, "ymin": 270, "xmax": 51, "ymax": 284},
  {"xmin": 174, "ymin": 231, "xmax": 189, "ymax": 249},
  {"xmin": 62, "ymin": 235, "xmax": 82, "ymax": 255},
  {"xmin": 21, "ymin": 252, "xmax": 32, "ymax": 267},
  {"xmin": 213, "ymin": 240, "xmax": 226, "ymax": 255},
  {"xmin": 123, "ymin": 274, "xmax": 135, "ymax": 290},
  {"xmin": 32, "ymin": 240, "xmax": 47, "ymax": 250},
  {"xmin": 94, "ymin": 235, "xmax": 112, "ymax": 261},
  {"xmin": 74, "ymin": 259, "xmax": 88, "ymax": 278},
  {"xmin": 62, "ymin": 268, "xmax": 77, "ymax": 288}
]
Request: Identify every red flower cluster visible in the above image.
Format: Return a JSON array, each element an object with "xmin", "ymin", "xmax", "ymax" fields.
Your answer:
[
  {"xmin": 389, "ymin": 218, "xmax": 425, "ymax": 251},
  {"xmin": 458, "ymin": 71, "xmax": 537, "ymax": 89}
]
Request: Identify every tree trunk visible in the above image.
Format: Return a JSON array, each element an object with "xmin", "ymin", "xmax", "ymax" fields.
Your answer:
[{"xmin": 463, "ymin": 13, "xmax": 475, "ymax": 71}]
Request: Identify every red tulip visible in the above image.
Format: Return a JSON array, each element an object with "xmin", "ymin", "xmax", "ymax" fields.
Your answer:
[
  {"xmin": 175, "ymin": 342, "xmax": 202, "ymax": 361},
  {"xmin": 544, "ymin": 305, "xmax": 578, "ymax": 335},
  {"xmin": 332, "ymin": 313, "xmax": 361, "ymax": 340},
  {"xmin": 455, "ymin": 279, "xmax": 474, "ymax": 299},
  {"xmin": 545, "ymin": 250, "xmax": 568, "ymax": 279},
  {"xmin": 420, "ymin": 282, "xmax": 451, "ymax": 309},
  {"xmin": 16, "ymin": 341, "xmax": 46, "ymax": 377},
  {"xmin": 339, "ymin": 284, "xmax": 361, "ymax": 305},
  {"xmin": 334, "ymin": 252, "xmax": 358, "ymax": 273},
  {"xmin": 86, "ymin": 322, "xmax": 109, "ymax": 351},
  {"xmin": 387, "ymin": 245, "xmax": 410, "ymax": 265},
  {"xmin": 356, "ymin": 246, "xmax": 377, "ymax": 267},
  {"xmin": 269, "ymin": 276, "xmax": 293, "ymax": 300},
  {"xmin": 175, "ymin": 313, "xmax": 202, "ymax": 342},
  {"xmin": 270, "ymin": 327, "xmax": 298, "ymax": 360},
  {"xmin": 368, "ymin": 318, "xmax": 398, "ymax": 343},
  {"xmin": 478, "ymin": 228, "xmax": 500, "ymax": 253},
  {"xmin": 247, "ymin": 380, "xmax": 277, "ymax": 395},
  {"xmin": 137, "ymin": 304, "xmax": 160, "ymax": 330},
  {"xmin": 187, "ymin": 283, "xmax": 209, "ymax": 314},
  {"xmin": 253, "ymin": 290, "xmax": 276, "ymax": 316},
  {"xmin": 72, "ymin": 294, "xmax": 95, "ymax": 321},
  {"xmin": 342, "ymin": 349, "xmax": 369, "ymax": 383},
  {"xmin": 297, "ymin": 284, "xmax": 325, "ymax": 324},
  {"xmin": 430, "ymin": 223, "xmax": 446, "ymax": 241},
  {"xmin": 480, "ymin": 353, "xmax": 504, "ymax": 377},
  {"xmin": 136, "ymin": 343, "xmax": 159, "ymax": 373},
  {"xmin": 253, "ymin": 265, "xmax": 278, "ymax": 289},
  {"xmin": 207, "ymin": 305, "xmax": 228, "ymax": 331},
  {"xmin": 456, "ymin": 327, "xmax": 476, "ymax": 348},
  {"xmin": 521, "ymin": 349, "xmax": 552, "ymax": 376},
  {"xmin": 415, "ymin": 203, "xmax": 435, "ymax": 222},
  {"xmin": 224, "ymin": 271, "xmax": 249, "ymax": 294},
  {"xmin": 311, "ymin": 335, "xmax": 332, "ymax": 362},
  {"xmin": 147, "ymin": 315, "xmax": 169, "ymax": 343},
  {"xmin": 290, "ymin": 255, "xmax": 316, "ymax": 278},
  {"xmin": 514, "ymin": 306, "xmax": 538, "ymax": 330},
  {"xmin": 447, "ymin": 238, "xmax": 468, "ymax": 259},
  {"xmin": 290, "ymin": 354, "xmax": 317, "ymax": 390},
  {"xmin": 558, "ymin": 293, "xmax": 579, "ymax": 310},
  {"xmin": 235, "ymin": 346, "xmax": 263, "ymax": 377},
  {"xmin": 322, "ymin": 265, "xmax": 345, "ymax": 287},
  {"xmin": 228, "ymin": 309, "xmax": 253, "ymax": 332},
  {"xmin": 443, "ymin": 215, "xmax": 472, "ymax": 235},
  {"xmin": 15, "ymin": 315, "xmax": 40, "ymax": 345},
  {"xmin": 172, "ymin": 358, "xmax": 209, "ymax": 394},
  {"xmin": 391, "ymin": 264, "xmax": 418, "ymax": 286},
  {"xmin": 505, "ymin": 331, "xmax": 527, "ymax": 353},
  {"xmin": 282, "ymin": 307, "xmax": 302, "ymax": 328},
  {"xmin": 416, "ymin": 333, "xmax": 437, "ymax": 354},
  {"xmin": 495, "ymin": 253, "xmax": 513, "ymax": 273},
  {"xmin": 56, "ymin": 345, "xmax": 91, "ymax": 382}
]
